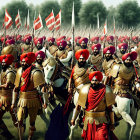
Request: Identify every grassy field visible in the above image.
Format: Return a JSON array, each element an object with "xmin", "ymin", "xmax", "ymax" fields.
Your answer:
[{"xmin": 1, "ymin": 105, "xmax": 140, "ymax": 140}]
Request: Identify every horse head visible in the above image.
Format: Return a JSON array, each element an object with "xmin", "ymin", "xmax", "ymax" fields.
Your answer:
[{"xmin": 43, "ymin": 57, "xmax": 57, "ymax": 84}]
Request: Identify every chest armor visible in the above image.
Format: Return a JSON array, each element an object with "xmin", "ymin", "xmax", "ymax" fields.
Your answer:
[
  {"xmin": 49, "ymin": 45, "xmax": 58, "ymax": 56},
  {"xmin": 21, "ymin": 44, "xmax": 31, "ymax": 53},
  {"xmin": 102, "ymin": 59, "xmax": 116, "ymax": 76},
  {"xmin": 115, "ymin": 65, "xmax": 134, "ymax": 85},
  {"xmin": 56, "ymin": 50, "xmax": 67, "ymax": 59},
  {"xmin": 73, "ymin": 65, "xmax": 90, "ymax": 88},
  {"xmin": 90, "ymin": 54, "xmax": 103, "ymax": 71}
]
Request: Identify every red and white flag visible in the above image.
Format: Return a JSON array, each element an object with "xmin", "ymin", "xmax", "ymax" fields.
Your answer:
[
  {"xmin": 55, "ymin": 10, "xmax": 61, "ymax": 31},
  {"xmin": 27, "ymin": 9, "xmax": 30, "ymax": 30},
  {"xmin": 34, "ymin": 14, "xmax": 43, "ymax": 31},
  {"xmin": 103, "ymin": 20, "xmax": 107, "ymax": 35},
  {"xmin": 15, "ymin": 10, "xmax": 21, "ymax": 29},
  {"xmin": 45, "ymin": 10, "xmax": 55, "ymax": 31},
  {"xmin": 4, "ymin": 9, "xmax": 13, "ymax": 29}
]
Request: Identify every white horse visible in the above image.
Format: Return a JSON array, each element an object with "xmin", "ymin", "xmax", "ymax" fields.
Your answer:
[{"xmin": 112, "ymin": 89, "xmax": 139, "ymax": 140}]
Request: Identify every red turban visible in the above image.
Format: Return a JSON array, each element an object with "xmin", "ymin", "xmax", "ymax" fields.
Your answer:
[
  {"xmin": 90, "ymin": 37, "xmax": 99, "ymax": 42},
  {"xmin": 0, "ymin": 54, "xmax": 14, "ymax": 65},
  {"xmin": 103, "ymin": 46, "xmax": 115, "ymax": 55},
  {"xmin": 75, "ymin": 36, "xmax": 81, "ymax": 43},
  {"xmin": 89, "ymin": 71, "xmax": 103, "ymax": 82},
  {"xmin": 35, "ymin": 51, "xmax": 45, "ymax": 60},
  {"xmin": 120, "ymin": 38, "xmax": 126, "ymax": 43},
  {"xmin": 122, "ymin": 51, "xmax": 137, "ymax": 61},
  {"xmin": 47, "ymin": 37, "xmax": 55, "ymax": 43},
  {"xmin": 5, "ymin": 39, "xmax": 15, "ymax": 45},
  {"xmin": 75, "ymin": 49, "xmax": 89, "ymax": 60},
  {"xmin": 100, "ymin": 36, "xmax": 105, "ymax": 41},
  {"xmin": 16, "ymin": 35, "xmax": 22, "ymax": 41},
  {"xmin": 23, "ymin": 36, "xmax": 32, "ymax": 43},
  {"xmin": 132, "ymin": 36, "xmax": 138, "ymax": 41},
  {"xmin": 42, "ymin": 36, "xmax": 46, "ymax": 41},
  {"xmin": 118, "ymin": 43, "xmax": 128, "ymax": 50},
  {"xmin": 67, "ymin": 37, "xmax": 71, "ymax": 42},
  {"xmin": 79, "ymin": 37, "xmax": 88, "ymax": 44},
  {"xmin": 20, "ymin": 52, "xmax": 36, "ymax": 65},
  {"xmin": 57, "ymin": 40, "xmax": 67, "ymax": 48},
  {"xmin": 91, "ymin": 44, "xmax": 101, "ymax": 51},
  {"xmin": 1, "ymin": 37, "xmax": 5, "ymax": 43},
  {"xmin": 106, "ymin": 36, "xmax": 114, "ymax": 41}
]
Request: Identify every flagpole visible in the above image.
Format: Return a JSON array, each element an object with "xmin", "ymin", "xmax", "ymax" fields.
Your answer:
[{"xmin": 71, "ymin": 2, "xmax": 75, "ymax": 69}]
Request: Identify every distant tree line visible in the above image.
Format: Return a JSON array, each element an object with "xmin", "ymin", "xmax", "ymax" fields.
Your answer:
[{"xmin": 0, "ymin": 0, "xmax": 139, "ymax": 28}]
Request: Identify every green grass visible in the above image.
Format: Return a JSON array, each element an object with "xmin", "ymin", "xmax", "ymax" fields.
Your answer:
[{"xmin": 1, "ymin": 108, "xmax": 140, "ymax": 140}]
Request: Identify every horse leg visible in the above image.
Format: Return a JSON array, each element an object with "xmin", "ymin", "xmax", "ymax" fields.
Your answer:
[{"xmin": 126, "ymin": 100, "xmax": 138, "ymax": 140}]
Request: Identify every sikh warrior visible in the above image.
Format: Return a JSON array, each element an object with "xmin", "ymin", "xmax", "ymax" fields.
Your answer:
[
  {"xmin": 1, "ymin": 39, "xmax": 19, "ymax": 67},
  {"xmin": 11, "ymin": 52, "xmax": 48, "ymax": 140},
  {"xmin": 33, "ymin": 38, "xmax": 44, "ymax": 53},
  {"xmin": 109, "ymin": 51, "xmax": 140, "ymax": 140},
  {"xmin": 105, "ymin": 36, "xmax": 115, "ymax": 47},
  {"xmin": 102, "ymin": 46, "xmax": 117, "ymax": 84},
  {"xmin": 75, "ymin": 37, "xmax": 88, "ymax": 51},
  {"xmin": 88, "ymin": 44, "xmax": 103, "ymax": 71},
  {"xmin": 71, "ymin": 71, "xmax": 117, "ymax": 140},
  {"xmin": 35, "ymin": 51, "xmax": 46, "ymax": 71},
  {"xmin": 0, "ymin": 54, "xmax": 17, "ymax": 139},
  {"xmin": 117, "ymin": 43, "xmax": 128, "ymax": 60},
  {"xmin": 21, "ymin": 36, "xmax": 32, "ymax": 54}
]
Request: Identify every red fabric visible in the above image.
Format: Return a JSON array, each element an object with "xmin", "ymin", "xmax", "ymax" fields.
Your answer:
[
  {"xmin": 75, "ymin": 36, "xmax": 81, "ymax": 43},
  {"xmin": 0, "ymin": 54, "xmax": 14, "ymax": 65},
  {"xmin": 118, "ymin": 43, "xmax": 128, "ymax": 50},
  {"xmin": 122, "ymin": 51, "xmax": 137, "ymax": 61},
  {"xmin": 120, "ymin": 38, "xmax": 126, "ymax": 43},
  {"xmin": 89, "ymin": 71, "xmax": 103, "ymax": 82},
  {"xmin": 91, "ymin": 37, "xmax": 99, "ymax": 42},
  {"xmin": 106, "ymin": 36, "xmax": 114, "ymax": 41},
  {"xmin": 35, "ymin": 51, "xmax": 45, "ymax": 59},
  {"xmin": 20, "ymin": 65, "xmax": 33, "ymax": 92},
  {"xmin": 5, "ymin": 39, "xmax": 15, "ymax": 45},
  {"xmin": 91, "ymin": 44, "xmax": 101, "ymax": 51},
  {"xmin": 79, "ymin": 37, "xmax": 88, "ymax": 44},
  {"xmin": 23, "ymin": 36, "xmax": 32, "ymax": 42},
  {"xmin": 47, "ymin": 37, "xmax": 55, "ymax": 43},
  {"xmin": 16, "ymin": 35, "xmax": 22, "ymax": 41},
  {"xmin": 132, "ymin": 36, "xmax": 138, "ymax": 41},
  {"xmin": 82, "ymin": 122, "xmax": 109, "ymax": 140},
  {"xmin": 38, "ymin": 37, "xmax": 43, "ymax": 44},
  {"xmin": 42, "ymin": 36, "xmax": 46, "ymax": 41},
  {"xmin": 67, "ymin": 37, "xmax": 71, "ymax": 41},
  {"xmin": 103, "ymin": 46, "xmax": 115, "ymax": 55},
  {"xmin": 86, "ymin": 84, "xmax": 106, "ymax": 111},
  {"xmin": 100, "ymin": 36, "xmax": 105, "ymax": 41},
  {"xmin": 57, "ymin": 40, "xmax": 67, "ymax": 48},
  {"xmin": 75, "ymin": 49, "xmax": 89, "ymax": 60},
  {"xmin": 20, "ymin": 52, "xmax": 36, "ymax": 65}
]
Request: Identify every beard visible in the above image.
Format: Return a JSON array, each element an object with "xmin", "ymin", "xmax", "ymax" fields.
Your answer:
[
  {"xmin": 59, "ymin": 47, "xmax": 64, "ymax": 51},
  {"xmin": 120, "ymin": 50, "xmax": 126, "ymax": 54},
  {"xmin": 2, "ymin": 65, "xmax": 9, "ymax": 71},
  {"xmin": 78, "ymin": 61, "xmax": 86, "ymax": 68},
  {"xmin": 25, "ymin": 41, "xmax": 30, "ymax": 45},
  {"xmin": 81, "ymin": 45, "xmax": 87, "ymax": 49},
  {"xmin": 37, "ymin": 59, "xmax": 43, "ymax": 65},
  {"xmin": 37, "ymin": 45, "xmax": 43, "ymax": 50},
  {"xmin": 93, "ymin": 51, "xmax": 99, "ymax": 56},
  {"xmin": 91, "ymin": 83, "xmax": 100, "ymax": 90},
  {"xmin": 49, "ymin": 42, "xmax": 53, "ymax": 46},
  {"xmin": 105, "ymin": 55, "xmax": 113, "ymax": 61},
  {"xmin": 21, "ymin": 64, "xmax": 29, "ymax": 71},
  {"xmin": 124, "ymin": 62, "xmax": 133, "ymax": 67}
]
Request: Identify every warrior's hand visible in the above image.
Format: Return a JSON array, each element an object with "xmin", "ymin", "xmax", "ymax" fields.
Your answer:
[
  {"xmin": 109, "ymin": 124, "xmax": 115, "ymax": 131},
  {"xmin": 68, "ymin": 87, "xmax": 73, "ymax": 94},
  {"xmin": 43, "ymin": 104, "xmax": 47, "ymax": 109},
  {"xmin": 71, "ymin": 119, "xmax": 75, "ymax": 126},
  {"xmin": 11, "ymin": 104, "xmax": 15, "ymax": 112}
]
